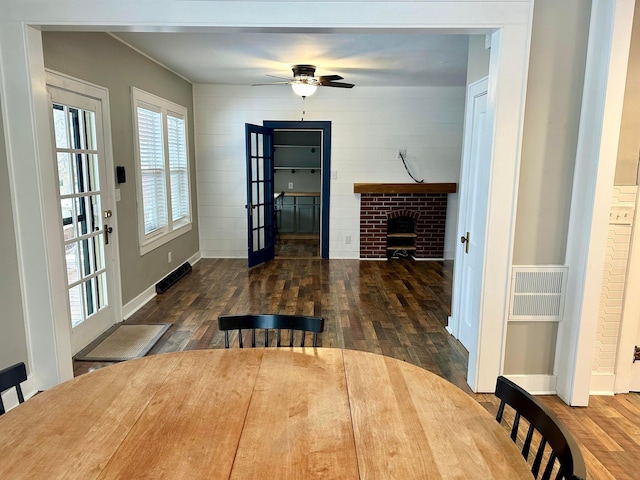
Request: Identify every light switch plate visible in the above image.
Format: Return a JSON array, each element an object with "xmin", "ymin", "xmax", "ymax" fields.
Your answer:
[{"xmin": 609, "ymin": 205, "xmax": 634, "ymax": 225}]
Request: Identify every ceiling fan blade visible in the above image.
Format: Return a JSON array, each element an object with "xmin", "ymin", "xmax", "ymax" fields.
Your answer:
[
  {"xmin": 266, "ymin": 74, "xmax": 293, "ymax": 81},
  {"xmin": 319, "ymin": 81, "xmax": 355, "ymax": 89},
  {"xmin": 318, "ymin": 75, "xmax": 343, "ymax": 82},
  {"xmin": 251, "ymin": 82, "xmax": 292, "ymax": 86}
]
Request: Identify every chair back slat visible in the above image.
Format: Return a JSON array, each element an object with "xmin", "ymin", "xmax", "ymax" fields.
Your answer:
[
  {"xmin": 0, "ymin": 362, "xmax": 27, "ymax": 415},
  {"xmin": 218, "ymin": 314, "xmax": 324, "ymax": 348},
  {"xmin": 494, "ymin": 376, "xmax": 586, "ymax": 480},
  {"xmin": 523, "ymin": 424, "xmax": 535, "ymax": 459},
  {"xmin": 542, "ymin": 452, "xmax": 558, "ymax": 480},
  {"xmin": 511, "ymin": 411, "xmax": 520, "ymax": 441},
  {"xmin": 532, "ymin": 438, "xmax": 547, "ymax": 477}
]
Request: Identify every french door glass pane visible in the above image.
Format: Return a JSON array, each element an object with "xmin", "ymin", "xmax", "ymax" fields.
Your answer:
[
  {"xmin": 65, "ymin": 241, "xmax": 81, "ymax": 285},
  {"xmin": 88, "ymin": 195, "xmax": 101, "ymax": 232},
  {"xmin": 69, "ymin": 284, "xmax": 83, "ymax": 327},
  {"xmin": 83, "ymin": 111, "xmax": 97, "ymax": 150},
  {"xmin": 252, "ymin": 157, "xmax": 258, "ymax": 182},
  {"xmin": 53, "ymin": 105, "xmax": 69, "ymax": 149},
  {"xmin": 84, "ymin": 154, "xmax": 100, "ymax": 192},
  {"xmin": 93, "ymin": 234, "xmax": 105, "ymax": 271},
  {"xmin": 57, "ymin": 153, "xmax": 73, "ymax": 196},
  {"xmin": 251, "ymin": 133, "xmax": 257, "ymax": 157}
]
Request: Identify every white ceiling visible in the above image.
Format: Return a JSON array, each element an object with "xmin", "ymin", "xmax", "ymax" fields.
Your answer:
[{"xmin": 112, "ymin": 31, "xmax": 472, "ymax": 87}]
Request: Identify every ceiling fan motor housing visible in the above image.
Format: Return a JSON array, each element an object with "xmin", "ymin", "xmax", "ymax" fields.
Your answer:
[{"xmin": 292, "ymin": 64, "xmax": 317, "ymax": 80}]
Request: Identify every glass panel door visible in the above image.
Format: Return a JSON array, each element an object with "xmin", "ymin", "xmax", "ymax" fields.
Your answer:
[
  {"xmin": 49, "ymin": 86, "xmax": 117, "ymax": 354},
  {"xmin": 245, "ymin": 123, "xmax": 275, "ymax": 267}
]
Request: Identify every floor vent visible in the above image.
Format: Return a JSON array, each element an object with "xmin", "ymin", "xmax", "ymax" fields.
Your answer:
[
  {"xmin": 156, "ymin": 262, "xmax": 192, "ymax": 294},
  {"xmin": 509, "ymin": 266, "xmax": 568, "ymax": 322}
]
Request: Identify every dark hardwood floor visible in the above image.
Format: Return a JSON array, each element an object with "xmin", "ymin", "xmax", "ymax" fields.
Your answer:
[
  {"xmin": 275, "ymin": 234, "xmax": 320, "ymax": 258},
  {"xmin": 74, "ymin": 258, "xmax": 639, "ymax": 480}
]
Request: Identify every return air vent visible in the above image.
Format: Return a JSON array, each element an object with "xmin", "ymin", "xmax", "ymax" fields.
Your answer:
[
  {"xmin": 509, "ymin": 266, "xmax": 568, "ymax": 322},
  {"xmin": 156, "ymin": 262, "xmax": 192, "ymax": 294}
]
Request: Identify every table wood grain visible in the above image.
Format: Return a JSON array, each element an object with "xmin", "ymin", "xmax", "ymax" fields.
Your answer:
[{"xmin": 0, "ymin": 349, "xmax": 530, "ymax": 479}]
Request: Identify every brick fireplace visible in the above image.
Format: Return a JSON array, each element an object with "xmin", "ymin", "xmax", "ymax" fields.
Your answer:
[{"xmin": 354, "ymin": 183, "xmax": 456, "ymax": 259}]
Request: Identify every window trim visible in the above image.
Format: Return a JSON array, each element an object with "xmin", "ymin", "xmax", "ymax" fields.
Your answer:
[{"xmin": 131, "ymin": 87, "xmax": 192, "ymax": 255}]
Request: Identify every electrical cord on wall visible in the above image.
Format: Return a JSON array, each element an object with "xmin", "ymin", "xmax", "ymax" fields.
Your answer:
[{"xmin": 399, "ymin": 151, "xmax": 424, "ymax": 183}]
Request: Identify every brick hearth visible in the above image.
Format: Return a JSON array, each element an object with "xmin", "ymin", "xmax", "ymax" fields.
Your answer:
[{"xmin": 359, "ymin": 193, "xmax": 448, "ymax": 259}]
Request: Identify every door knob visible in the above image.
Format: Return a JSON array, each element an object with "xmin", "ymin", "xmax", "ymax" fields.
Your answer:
[{"xmin": 460, "ymin": 232, "xmax": 470, "ymax": 254}]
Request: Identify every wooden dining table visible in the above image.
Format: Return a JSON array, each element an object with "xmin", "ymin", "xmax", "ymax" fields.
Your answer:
[{"xmin": 0, "ymin": 348, "xmax": 531, "ymax": 479}]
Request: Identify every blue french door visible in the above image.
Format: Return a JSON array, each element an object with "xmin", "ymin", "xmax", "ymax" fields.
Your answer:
[{"xmin": 245, "ymin": 123, "xmax": 275, "ymax": 267}]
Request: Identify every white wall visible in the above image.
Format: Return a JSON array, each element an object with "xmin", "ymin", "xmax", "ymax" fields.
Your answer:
[{"xmin": 194, "ymin": 85, "xmax": 465, "ymax": 259}]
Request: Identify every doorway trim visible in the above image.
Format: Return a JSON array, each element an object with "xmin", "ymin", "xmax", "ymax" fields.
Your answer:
[
  {"xmin": 2, "ymin": 2, "xmax": 533, "ymax": 392},
  {"xmin": 264, "ymin": 120, "xmax": 331, "ymax": 259}
]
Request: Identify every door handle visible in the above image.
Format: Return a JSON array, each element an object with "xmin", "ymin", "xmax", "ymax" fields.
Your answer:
[
  {"xmin": 460, "ymin": 231, "xmax": 470, "ymax": 254},
  {"xmin": 104, "ymin": 224, "xmax": 113, "ymax": 244}
]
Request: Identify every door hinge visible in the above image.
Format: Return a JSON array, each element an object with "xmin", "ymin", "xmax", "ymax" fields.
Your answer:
[{"xmin": 634, "ymin": 345, "xmax": 640, "ymax": 363}]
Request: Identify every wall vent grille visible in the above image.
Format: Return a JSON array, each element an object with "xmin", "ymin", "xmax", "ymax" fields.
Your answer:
[{"xmin": 509, "ymin": 266, "xmax": 568, "ymax": 322}]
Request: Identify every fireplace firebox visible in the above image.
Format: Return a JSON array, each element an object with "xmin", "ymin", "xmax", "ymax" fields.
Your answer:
[{"xmin": 386, "ymin": 213, "xmax": 418, "ymax": 259}]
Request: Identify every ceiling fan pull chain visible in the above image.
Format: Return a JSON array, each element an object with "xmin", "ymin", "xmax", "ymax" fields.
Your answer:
[{"xmin": 301, "ymin": 97, "xmax": 306, "ymax": 121}]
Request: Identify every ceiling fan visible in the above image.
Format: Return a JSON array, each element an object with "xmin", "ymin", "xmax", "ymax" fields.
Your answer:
[{"xmin": 253, "ymin": 64, "xmax": 355, "ymax": 97}]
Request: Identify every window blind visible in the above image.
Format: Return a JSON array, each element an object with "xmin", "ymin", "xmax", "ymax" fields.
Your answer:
[
  {"xmin": 167, "ymin": 115, "xmax": 189, "ymax": 223},
  {"xmin": 137, "ymin": 106, "xmax": 167, "ymax": 235}
]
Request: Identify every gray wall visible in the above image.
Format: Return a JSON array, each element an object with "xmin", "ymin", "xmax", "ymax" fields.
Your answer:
[
  {"xmin": 513, "ymin": 0, "xmax": 591, "ymax": 266},
  {"xmin": 615, "ymin": 0, "xmax": 640, "ymax": 186},
  {"xmin": 0, "ymin": 100, "xmax": 29, "ymax": 371},
  {"xmin": 42, "ymin": 32, "xmax": 199, "ymax": 305},
  {"xmin": 506, "ymin": 0, "xmax": 591, "ymax": 375}
]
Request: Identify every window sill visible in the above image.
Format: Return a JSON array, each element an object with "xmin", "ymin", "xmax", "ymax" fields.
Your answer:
[{"xmin": 140, "ymin": 222, "xmax": 192, "ymax": 256}]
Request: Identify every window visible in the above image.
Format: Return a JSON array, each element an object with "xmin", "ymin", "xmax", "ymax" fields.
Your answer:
[{"xmin": 132, "ymin": 88, "xmax": 191, "ymax": 254}]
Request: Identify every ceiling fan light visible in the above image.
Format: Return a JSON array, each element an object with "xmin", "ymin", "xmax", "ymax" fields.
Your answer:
[{"xmin": 291, "ymin": 82, "xmax": 317, "ymax": 97}]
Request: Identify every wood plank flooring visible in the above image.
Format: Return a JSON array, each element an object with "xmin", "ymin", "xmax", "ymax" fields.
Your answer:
[
  {"xmin": 74, "ymin": 257, "xmax": 640, "ymax": 480},
  {"xmin": 275, "ymin": 234, "xmax": 320, "ymax": 258}
]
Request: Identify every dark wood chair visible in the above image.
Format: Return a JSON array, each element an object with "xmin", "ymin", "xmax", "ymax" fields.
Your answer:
[
  {"xmin": 0, "ymin": 362, "xmax": 27, "ymax": 415},
  {"xmin": 495, "ymin": 375, "xmax": 586, "ymax": 480},
  {"xmin": 218, "ymin": 314, "xmax": 324, "ymax": 348}
]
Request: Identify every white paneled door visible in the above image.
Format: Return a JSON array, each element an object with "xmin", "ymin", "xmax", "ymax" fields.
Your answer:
[
  {"xmin": 449, "ymin": 77, "xmax": 491, "ymax": 390},
  {"xmin": 48, "ymin": 82, "xmax": 119, "ymax": 354}
]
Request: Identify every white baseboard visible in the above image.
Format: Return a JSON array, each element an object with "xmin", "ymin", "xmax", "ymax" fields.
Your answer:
[
  {"xmin": 589, "ymin": 373, "xmax": 616, "ymax": 396},
  {"xmin": 122, "ymin": 251, "xmax": 201, "ymax": 320},
  {"xmin": 122, "ymin": 284, "xmax": 156, "ymax": 320},
  {"xmin": 199, "ymin": 251, "xmax": 244, "ymax": 258},
  {"xmin": 503, "ymin": 374, "xmax": 557, "ymax": 395},
  {"xmin": 188, "ymin": 251, "xmax": 202, "ymax": 266},
  {"xmin": 1, "ymin": 374, "xmax": 37, "ymax": 413}
]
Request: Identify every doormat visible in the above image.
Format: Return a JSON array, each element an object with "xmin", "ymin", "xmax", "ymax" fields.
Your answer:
[{"xmin": 74, "ymin": 323, "xmax": 171, "ymax": 362}]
